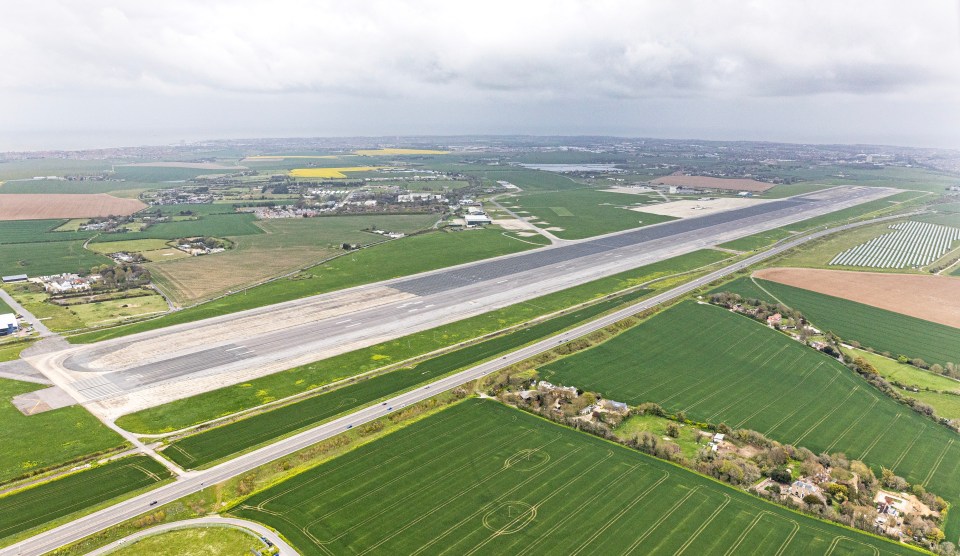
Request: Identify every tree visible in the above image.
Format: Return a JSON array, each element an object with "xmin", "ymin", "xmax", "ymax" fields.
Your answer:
[
  {"xmin": 770, "ymin": 467, "xmax": 792, "ymax": 484},
  {"xmin": 666, "ymin": 422, "xmax": 680, "ymax": 438},
  {"xmin": 803, "ymin": 494, "xmax": 824, "ymax": 506}
]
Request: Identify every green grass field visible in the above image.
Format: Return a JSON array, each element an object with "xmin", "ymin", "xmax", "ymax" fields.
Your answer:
[
  {"xmin": 0, "ymin": 378, "xmax": 126, "ymax": 484},
  {"xmin": 502, "ymin": 188, "xmax": 676, "ymax": 239},
  {"xmin": 161, "ymin": 289, "xmax": 652, "ymax": 468},
  {"xmin": 717, "ymin": 278, "xmax": 960, "ymax": 366},
  {"xmin": 232, "ymin": 399, "xmax": 917, "ymax": 555},
  {"xmin": 106, "ymin": 526, "xmax": 265, "ymax": 556},
  {"xmin": 110, "ymin": 166, "xmax": 233, "ymax": 181},
  {"xmin": 0, "ymin": 220, "xmax": 95, "ymax": 244},
  {"xmin": 0, "ymin": 241, "xmax": 113, "ymax": 280},
  {"xmin": 718, "ymin": 229, "xmax": 794, "ymax": 251},
  {"xmin": 90, "ymin": 213, "xmax": 263, "ymax": 243},
  {"xmin": 0, "ymin": 456, "xmax": 170, "ymax": 543},
  {"xmin": 70, "ymin": 228, "xmax": 538, "ymax": 343},
  {"xmin": 116, "ymin": 249, "xmax": 729, "ymax": 433},
  {"xmin": 0, "ymin": 295, "xmax": 11, "ymax": 314},
  {"xmin": 541, "ymin": 301, "xmax": 960, "ymax": 538}
]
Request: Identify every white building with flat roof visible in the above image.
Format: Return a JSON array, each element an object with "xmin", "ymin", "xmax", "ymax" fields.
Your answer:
[{"xmin": 0, "ymin": 313, "xmax": 18, "ymax": 336}]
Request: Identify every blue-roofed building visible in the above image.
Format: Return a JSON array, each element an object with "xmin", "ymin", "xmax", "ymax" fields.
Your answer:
[{"xmin": 0, "ymin": 313, "xmax": 18, "ymax": 336}]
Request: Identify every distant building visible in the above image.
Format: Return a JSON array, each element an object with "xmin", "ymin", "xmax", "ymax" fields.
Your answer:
[
  {"xmin": 0, "ymin": 313, "xmax": 18, "ymax": 336},
  {"xmin": 2, "ymin": 274, "xmax": 28, "ymax": 283},
  {"xmin": 600, "ymin": 399, "xmax": 631, "ymax": 414},
  {"xmin": 767, "ymin": 313, "xmax": 782, "ymax": 326},
  {"xmin": 465, "ymin": 213, "xmax": 492, "ymax": 226}
]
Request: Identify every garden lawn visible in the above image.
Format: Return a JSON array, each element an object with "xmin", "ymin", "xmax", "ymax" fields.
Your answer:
[
  {"xmin": 0, "ymin": 455, "xmax": 168, "ymax": 543},
  {"xmin": 232, "ymin": 399, "xmax": 918, "ymax": 556},
  {"xmin": 0, "ymin": 379, "xmax": 126, "ymax": 485},
  {"xmin": 117, "ymin": 249, "xmax": 729, "ymax": 433},
  {"xmin": 541, "ymin": 301, "xmax": 960, "ymax": 538},
  {"xmin": 161, "ymin": 288, "xmax": 651, "ymax": 468}
]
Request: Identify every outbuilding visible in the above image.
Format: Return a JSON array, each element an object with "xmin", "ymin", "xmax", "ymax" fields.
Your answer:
[
  {"xmin": 0, "ymin": 313, "xmax": 18, "ymax": 336},
  {"xmin": 2, "ymin": 274, "xmax": 28, "ymax": 283},
  {"xmin": 465, "ymin": 213, "xmax": 492, "ymax": 227}
]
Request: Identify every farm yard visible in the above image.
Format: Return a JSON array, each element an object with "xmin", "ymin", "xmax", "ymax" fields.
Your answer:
[
  {"xmin": 0, "ymin": 194, "xmax": 145, "ymax": 220},
  {"xmin": 829, "ymin": 221, "xmax": 960, "ymax": 269},
  {"xmin": 0, "ymin": 456, "xmax": 170, "ymax": 544},
  {"xmin": 232, "ymin": 399, "xmax": 916, "ymax": 556},
  {"xmin": 540, "ymin": 301, "xmax": 960, "ymax": 537},
  {"xmin": 753, "ymin": 268, "xmax": 960, "ymax": 329},
  {"xmin": 159, "ymin": 290, "xmax": 651, "ymax": 468},
  {"xmin": 717, "ymin": 277, "xmax": 960, "ymax": 366}
]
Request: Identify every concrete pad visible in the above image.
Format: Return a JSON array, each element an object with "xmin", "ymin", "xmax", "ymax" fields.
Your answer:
[
  {"xmin": 631, "ymin": 197, "xmax": 772, "ymax": 219},
  {"xmin": 0, "ymin": 360, "xmax": 51, "ymax": 384},
  {"xmin": 12, "ymin": 386, "xmax": 76, "ymax": 415}
]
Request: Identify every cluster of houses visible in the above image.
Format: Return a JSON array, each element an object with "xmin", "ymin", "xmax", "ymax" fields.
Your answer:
[
  {"xmin": 397, "ymin": 193, "xmax": 448, "ymax": 204},
  {"xmin": 38, "ymin": 273, "xmax": 99, "ymax": 294},
  {"xmin": 175, "ymin": 240, "xmax": 225, "ymax": 257}
]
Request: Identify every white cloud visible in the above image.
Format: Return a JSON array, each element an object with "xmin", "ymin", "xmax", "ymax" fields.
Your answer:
[{"xmin": 1, "ymin": 1, "xmax": 958, "ymax": 149}]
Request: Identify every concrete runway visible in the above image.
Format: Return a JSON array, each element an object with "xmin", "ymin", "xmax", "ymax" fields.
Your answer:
[
  {"xmin": 1, "ymin": 207, "xmax": 911, "ymax": 556},
  {"xmin": 27, "ymin": 186, "xmax": 898, "ymax": 418}
]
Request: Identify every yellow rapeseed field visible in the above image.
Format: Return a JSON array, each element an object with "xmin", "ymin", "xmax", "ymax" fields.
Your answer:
[
  {"xmin": 354, "ymin": 148, "xmax": 449, "ymax": 155},
  {"xmin": 289, "ymin": 167, "xmax": 380, "ymax": 178}
]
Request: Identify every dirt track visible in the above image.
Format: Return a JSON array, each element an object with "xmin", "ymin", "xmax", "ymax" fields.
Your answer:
[
  {"xmin": 754, "ymin": 267, "xmax": 960, "ymax": 328},
  {"xmin": 0, "ymin": 194, "xmax": 145, "ymax": 220}
]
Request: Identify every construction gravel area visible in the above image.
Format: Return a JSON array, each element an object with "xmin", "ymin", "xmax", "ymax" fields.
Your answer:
[{"xmin": 754, "ymin": 267, "xmax": 960, "ymax": 328}]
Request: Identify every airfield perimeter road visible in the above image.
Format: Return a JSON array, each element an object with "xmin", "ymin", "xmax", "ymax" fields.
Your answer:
[
  {"xmin": 1, "ymin": 208, "xmax": 915, "ymax": 556},
  {"xmin": 28, "ymin": 186, "xmax": 899, "ymax": 417}
]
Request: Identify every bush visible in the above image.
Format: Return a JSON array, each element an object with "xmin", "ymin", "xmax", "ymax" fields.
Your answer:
[
  {"xmin": 803, "ymin": 494, "xmax": 825, "ymax": 506},
  {"xmin": 770, "ymin": 467, "xmax": 792, "ymax": 484}
]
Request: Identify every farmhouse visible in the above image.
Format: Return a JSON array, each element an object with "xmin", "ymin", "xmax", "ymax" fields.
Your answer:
[
  {"xmin": 40, "ymin": 273, "xmax": 98, "ymax": 294},
  {"xmin": 0, "ymin": 313, "xmax": 18, "ymax": 336}
]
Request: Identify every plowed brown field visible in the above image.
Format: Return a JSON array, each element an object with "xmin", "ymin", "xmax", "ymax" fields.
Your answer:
[
  {"xmin": 754, "ymin": 267, "xmax": 960, "ymax": 328},
  {"xmin": 0, "ymin": 194, "xmax": 145, "ymax": 220},
  {"xmin": 650, "ymin": 173, "xmax": 773, "ymax": 192}
]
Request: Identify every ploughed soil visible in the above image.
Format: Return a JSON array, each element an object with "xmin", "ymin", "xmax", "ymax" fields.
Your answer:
[
  {"xmin": 0, "ymin": 194, "xmax": 145, "ymax": 220},
  {"xmin": 754, "ymin": 267, "xmax": 960, "ymax": 329}
]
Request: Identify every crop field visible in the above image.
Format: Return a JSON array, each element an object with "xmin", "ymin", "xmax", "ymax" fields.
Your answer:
[
  {"xmin": 501, "ymin": 188, "xmax": 676, "ymax": 239},
  {"xmin": 0, "ymin": 219, "xmax": 95, "ymax": 244},
  {"xmin": 289, "ymin": 167, "xmax": 380, "ymax": 179},
  {"xmin": 84, "ymin": 238, "xmax": 171, "ymax": 254},
  {"xmin": 162, "ymin": 289, "xmax": 651, "ymax": 468},
  {"xmin": 429, "ymin": 165, "xmax": 581, "ymax": 192},
  {"xmin": 0, "ymin": 194, "xmax": 145, "ymax": 220},
  {"xmin": 0, "ymin": 240, "xmax": 113, "ymax": 277},
  {"xmin": 90, "ymin": 213, "xmax": 263, "ymax": 243},
  {"xmin": 753, "ymin": 268, "xmax": 960, "ymax": 329},
  {"xmin": 829, "ymin": 221, "xmax": 960, "ymax": 268},
  {"xmin": 146, "ymin": 213, "xmax": 438, "ymax": 305},
  {"xmin": 69, "ymin": 228, "xmax": 537, "ymax": 343},
  {"xmin": 233, "ymin": 399, "xmax": 915, "ymax": 555},
  {"xmin": 110, "ymin": 165, "xmax": 230, "ymax": 182},
  {"xmin": 0, "ymin": 378, "xmax": 126, "ymax": 484},
  {"xmin": 0, "ymin": 455, "xmax": 170, "ymax": 542},
  {"xmin": 717, "ymin": 277, "xmax": 960, "ymax": 366},
  {"xmin": 541, "ymin": 301, "xmax": 960, "ymax": 537},
  {"xmin": 117, "ymin": 249, "xmax": 728, "ymax": 433}
]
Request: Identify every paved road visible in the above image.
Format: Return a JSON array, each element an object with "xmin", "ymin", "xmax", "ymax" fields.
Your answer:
[
  {"xmin": 0, "ymin": 288, "xmax": 53, "ymax": 337},
  {"xmin": 30, "ymin": 186, "xmax": 897, "ymax": 417},
  {"xmin": 1, "ymin": 208, "xmax": 912, "ymax": 556},
  {"xmin": 83, "ymin": 516, "xmax": 298, "ymax": 555}
]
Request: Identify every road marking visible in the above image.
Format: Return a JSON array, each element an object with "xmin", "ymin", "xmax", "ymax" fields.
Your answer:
[
  {"xmin": 346, "ymin": 323, "xmax": 362, "ymax": 328},
  {"xmin": 224, "ymin": 346, "xmax": 247, "ymax": 352},
  {"xmin": 334, "ymin": 319, "xmax": 352, "ymax": 324}
]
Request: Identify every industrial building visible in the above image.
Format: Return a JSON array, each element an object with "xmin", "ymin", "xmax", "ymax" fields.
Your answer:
[{"xmin": 0, "ymin": 313, "xmax": 18, "ymax": 336}]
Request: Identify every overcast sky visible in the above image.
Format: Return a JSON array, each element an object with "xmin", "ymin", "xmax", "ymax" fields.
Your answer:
[{"xmin": 2, "ymin": 1, "xmax": 959, "ymax": 151}]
